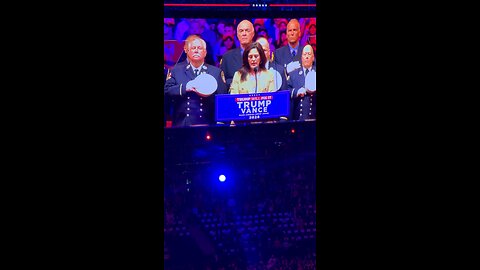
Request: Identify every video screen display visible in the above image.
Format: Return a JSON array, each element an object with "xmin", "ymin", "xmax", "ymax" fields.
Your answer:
[
  {"xmin": 163, "ymin": 3, "xmax": 318, "ymax": 269},
  {"xmin": 163, "ymin": 6, "xmax": 317, "ymax": 128}
]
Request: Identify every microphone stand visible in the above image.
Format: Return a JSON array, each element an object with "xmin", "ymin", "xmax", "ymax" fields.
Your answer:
[{"xmin": 254, "ymin": 67, "xmax": 258, "ymax": 93}]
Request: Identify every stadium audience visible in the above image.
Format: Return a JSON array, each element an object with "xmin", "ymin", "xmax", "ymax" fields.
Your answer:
[
  {"xmin": 164, "ymin": 142, "xmax": 316, "ymax": 269},
  {"xmin": 164, "ymin": 17, "xmax": 316, "ymax": 67}
]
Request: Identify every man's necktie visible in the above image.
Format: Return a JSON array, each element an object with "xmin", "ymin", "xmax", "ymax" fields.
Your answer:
[
  {"xmin": 305, "ymin": 69, "xmax": 309, "ymax": 76},
  {"xmin": 194, "ymin": 69, "xmax": 199, "ymax": 77},
  {"xmin": 292, "ymin": 50, "xmax": 296, "ymax": 57}
]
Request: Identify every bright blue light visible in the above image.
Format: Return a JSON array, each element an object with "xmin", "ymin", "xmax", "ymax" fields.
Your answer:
[{"xmin": 219, "ymin": 175, "xmax": 226, "ymax": 182}]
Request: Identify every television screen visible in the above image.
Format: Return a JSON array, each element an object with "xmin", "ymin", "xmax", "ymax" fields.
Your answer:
[{"xmin": 163, "ymin": 2, "xmax": 317, "ymax": 128}]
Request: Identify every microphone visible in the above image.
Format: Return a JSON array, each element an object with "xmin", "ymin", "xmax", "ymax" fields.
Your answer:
[{"xmin": 254, "ymin": 67, "xmax": 258, "ymax": 93}]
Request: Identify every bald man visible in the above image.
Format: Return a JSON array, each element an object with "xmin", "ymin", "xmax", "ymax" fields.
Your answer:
[
  {"xmin": 287, "ymin": 45, "xmax": 316, "ymax": 121},
  {"xmin": 220, "ymin": 20, "xmax": 255, "ymax": 89},
  {"xmin": 273, "ymin": 19, "xmax": 305, "ymax": 76}
]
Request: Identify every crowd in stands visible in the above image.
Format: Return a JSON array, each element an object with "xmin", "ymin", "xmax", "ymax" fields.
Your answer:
[
  {"xmin": 164, "ymin": 152, "xmax": 316, "ymax": 269},
  {"xmin": 164, "ymin": 18, "xmax": 317, "ymax": 68}
]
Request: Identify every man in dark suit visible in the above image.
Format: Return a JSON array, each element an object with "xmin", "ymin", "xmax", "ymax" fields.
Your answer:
[
  {"xmin": 163, "ymin": 65, "xmax": 172, "ymax": 127},
  {"xmin": 219, "ymin": 20, "xmax": 255, "ymax": 90},
  {"xmin": 273, "ymin": 19, "xmax": 304, "ymax": 77},
  {"xmin": 164, "ymin": 35, "xmax": 227, "ymax": 127},
  {"xmin": 287, "ymin": 45, "xmax": 316, "ymax": 121}
]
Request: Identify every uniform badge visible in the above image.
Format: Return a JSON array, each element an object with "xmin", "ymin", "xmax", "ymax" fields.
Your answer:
[
  {"xmin": 299, "ymin": 71, "xmax": 303, "ymax": 75},
  {"xmin": 202, "ymin": 65, "xmax": 207, "ymax": 70},
  {"xmin": 166, "ymin": 69, "xmax": 172, "ymax": 80},
  {"xmin": 221, "ymin": 70, "xmax": 226, "ymax": 83},
  {"xmin": 186, "ymin": 64, "xmax": 191, "ymax": 69}
]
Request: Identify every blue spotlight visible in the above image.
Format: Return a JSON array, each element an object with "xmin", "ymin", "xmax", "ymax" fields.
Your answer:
[{"xmin": 219, "ymin": 175, "xmax": 226, "ymax": 182}]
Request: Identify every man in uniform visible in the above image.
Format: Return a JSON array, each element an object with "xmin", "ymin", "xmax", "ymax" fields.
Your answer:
[
  {"xmin": 273, "ymin": 19, "xmax": 305, "ymax": 77},
  {"xmin": 256, "ymin": 37, "xmax": 287, "ymax": 92},
  {"xmin": 257, "ymin": 37, "xmax": 290, "ymax": 121},
  {"xmin": 287, "ymin": 45, "xmax": 316, "ymax": 121},
  {"xmin": 164, "ymin": 35, "xmax": 227, "ymax": 127}
]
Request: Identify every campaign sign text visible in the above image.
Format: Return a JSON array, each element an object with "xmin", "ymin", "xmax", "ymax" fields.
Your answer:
[{"xmin": 215, "ymin": 90, "xmax": 290, "ymax": 121}]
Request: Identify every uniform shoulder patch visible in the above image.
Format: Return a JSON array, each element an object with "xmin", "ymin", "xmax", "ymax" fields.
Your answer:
[{"xmin": 221, "ymin": 70, "xmax": 226, "ymax": 83}]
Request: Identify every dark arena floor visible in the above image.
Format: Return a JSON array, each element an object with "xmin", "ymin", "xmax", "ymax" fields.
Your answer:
[{"xmin": 164, "ymin": 121, "xmax": 317, "ymax": 269}]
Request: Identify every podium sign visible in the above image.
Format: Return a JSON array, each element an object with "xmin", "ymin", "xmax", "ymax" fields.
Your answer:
[{"xmin": 215, "ymin": 90, "xmax": 290, "ymax": 121}]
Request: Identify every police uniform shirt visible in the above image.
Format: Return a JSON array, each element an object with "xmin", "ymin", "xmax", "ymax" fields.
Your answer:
[{"xmin": 164, "ymin": 63, "xmax": 226, "ymax": 126}]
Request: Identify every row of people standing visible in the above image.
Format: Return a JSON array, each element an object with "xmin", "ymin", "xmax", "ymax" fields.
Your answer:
[
  {"xmin": 164, "ymin": 18, "xmax": 316, "ymax": 68},
  {"xmin": 164, "ymin": 19, "xmax": 316, "ymax": 127}
]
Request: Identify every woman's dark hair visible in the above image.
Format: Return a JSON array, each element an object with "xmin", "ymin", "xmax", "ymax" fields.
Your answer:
[{"xmin": 238, "ymin": 42, "xmax": 267, "ymax": 82}]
